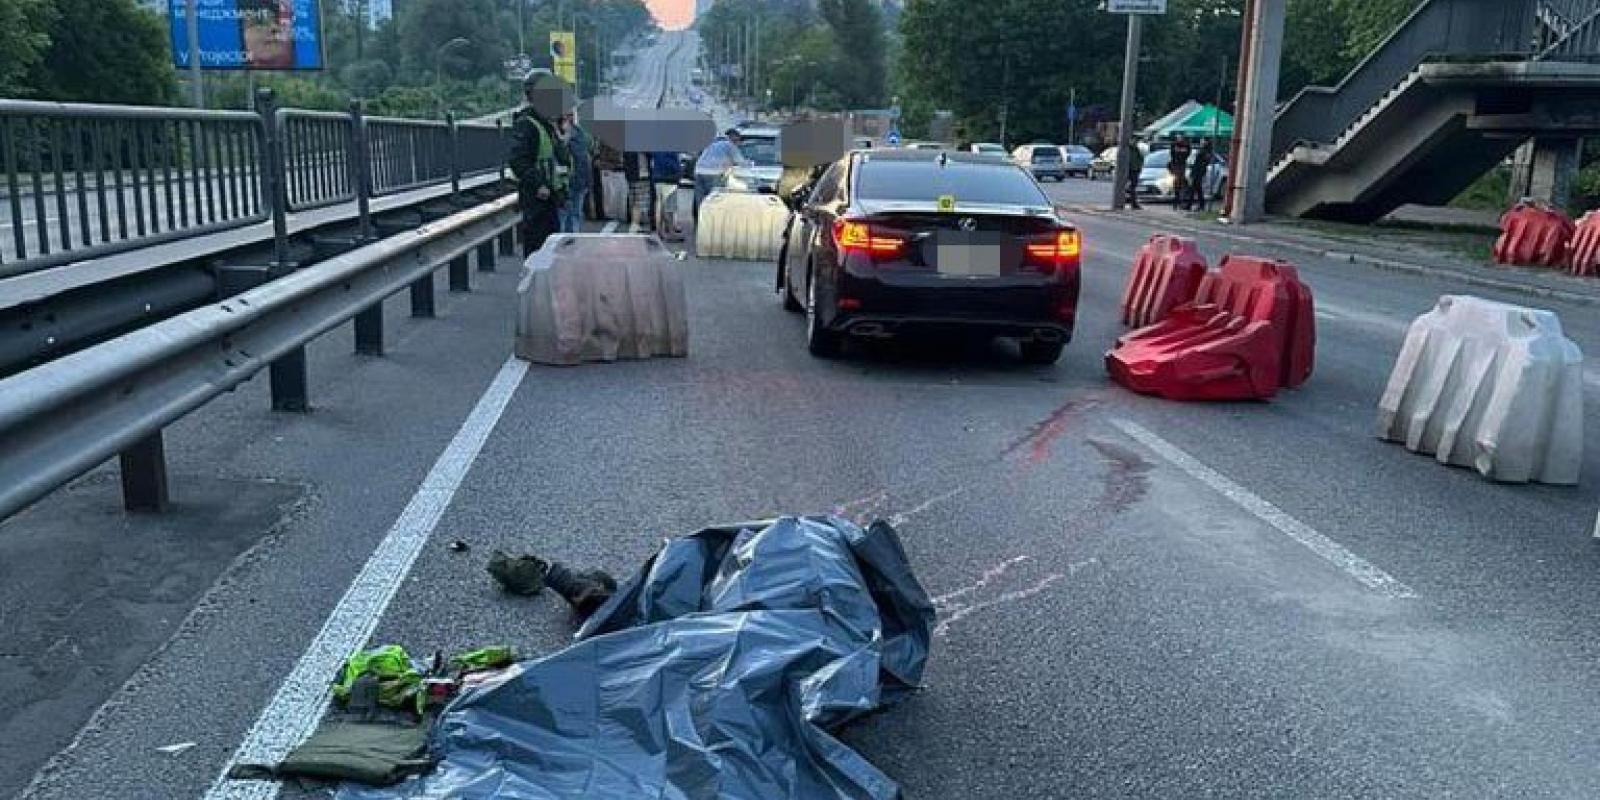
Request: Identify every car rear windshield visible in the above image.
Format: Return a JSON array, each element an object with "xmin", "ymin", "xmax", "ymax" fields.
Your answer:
[
  {"xmin": 855, "ymin": 159, "xmax": 1050, "ymax": 206},
  {"xmin": 1031, "ymin": 149, "xmax": 1061, "ymax": 163}
]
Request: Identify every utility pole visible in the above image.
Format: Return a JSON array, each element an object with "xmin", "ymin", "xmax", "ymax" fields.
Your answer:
[
  {"xmin": 1227, "ymin": 0, "xmax": 1287, "ymax": 224},
  {"xmin": 1068, "ymin": 86, "xmax": 1077, "ymax": 145},
  {"xmin": 185, "ymin": 0, "xmax": 204, "ymax": 108},
  {"xmin": 1110, "ymin": 14, "xmax": 1143, "ymax": 211}
]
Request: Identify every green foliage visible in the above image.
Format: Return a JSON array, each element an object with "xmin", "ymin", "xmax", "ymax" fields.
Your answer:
[
  {"xmin": 27, "ymin": 0, "xmax": 174, "ymax": 105},
  {"xmin": 398, "ymin": 0, "xmax": 513, "ymax": 83},
  {"xmin": 1450, "ymin": 166, "xmax": 1511, "ymax": 211},
  {"xmin": 0, "ymin": 0, "xmax": 54, "ymax": 98},
  {"xmin": 701, "ymin": 0, "xmax": 886, "ymax": 111}
]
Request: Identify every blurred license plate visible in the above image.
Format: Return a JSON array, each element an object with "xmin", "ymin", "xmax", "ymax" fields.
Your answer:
[{"xmin": 934, "ymin": 231, "xmax": 1003, "ymax": 276}]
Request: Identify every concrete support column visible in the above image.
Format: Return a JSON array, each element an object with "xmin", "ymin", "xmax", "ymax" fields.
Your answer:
[
  {"xmin": 1228, "ymin": 0, "xmax": 1288, "ymax": 225},
  {"xmin": 1510, "ymin": 136, "xmax": 1583, "ymax": 209}
]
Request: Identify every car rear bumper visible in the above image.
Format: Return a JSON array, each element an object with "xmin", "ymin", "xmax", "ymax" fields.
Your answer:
[
  {"xmin": 829, "ymin": 313, "xmax": 1074, "ymax": 342},
  {"xmin": 831, "ymin": 270, "xmax": 1079, "ymax": 341}
]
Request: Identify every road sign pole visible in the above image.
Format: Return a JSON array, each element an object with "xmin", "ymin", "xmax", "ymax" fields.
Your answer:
[
  {"xmin": 1110, "ymin": 13, "xmax": 1143, "ymax": 211},
  {"xmin": 185, "ymin": 0, "xmax": 205, "ymax": 108}
]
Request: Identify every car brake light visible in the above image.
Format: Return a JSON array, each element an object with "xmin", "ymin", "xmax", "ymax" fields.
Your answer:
[
  {"xmin": 833, "ymin": 219, "xmax": 905, "ymax": 257},
  {"xmin": 1025, "ymin": 229, "xmax": 1082, "ymax": 270}
]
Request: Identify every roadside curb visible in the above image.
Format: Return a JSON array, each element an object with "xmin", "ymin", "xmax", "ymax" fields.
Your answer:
[{"xmin": 1069, "ymin": 206, "xmax": 1600, "ymax": 309}]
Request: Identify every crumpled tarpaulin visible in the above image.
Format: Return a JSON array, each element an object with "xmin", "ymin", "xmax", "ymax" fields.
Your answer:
[{"xmin": 339, "ymin": 516, "xmax": 935, "ymax": 800}]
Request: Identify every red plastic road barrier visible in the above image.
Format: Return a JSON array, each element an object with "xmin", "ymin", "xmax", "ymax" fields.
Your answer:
[
  {"xmin": 1106, "ymin": 255, "xmax": 1315, "ymax": 401},
  {"xmin": 1568, "ymin": 211, "xmax": 1600, "ymax": 277},
  {"xmin": 1493, "ymin": 202, "xmax": 1574, "ymax": 268},
  {"xmin": 1119, "ymin": 234, "xmax": 1209, "ymax": 327}
]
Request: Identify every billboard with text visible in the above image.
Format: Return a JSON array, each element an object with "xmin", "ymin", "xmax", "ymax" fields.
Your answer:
[{"xmin": 169, "ymin": 0, "xmax": 325, "ymax": 71}]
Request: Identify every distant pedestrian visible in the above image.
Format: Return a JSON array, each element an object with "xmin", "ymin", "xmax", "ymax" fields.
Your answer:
[
  {"xmin": 1169, "ymin": 134, "xmax": 1192, "ymax": 209},
  {"xmin": 693, "ymin": 128, "xmax": 750, "ymax": 218},
  {"xmin": 558, "ymin": 109, "xmax": 594, "ymax": 233},
  {"xmin": 1123, "ymin": 139, "xmax": 1145, "ymax": 210},
  {"xmin": 1188, "ymin": 138, "xmax": 1215, "ymax": 212}
]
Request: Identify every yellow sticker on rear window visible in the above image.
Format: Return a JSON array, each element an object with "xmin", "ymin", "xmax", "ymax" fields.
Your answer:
[{"xmin": 937, "ymin": 194, "xmax": 956, "ymax": 212}]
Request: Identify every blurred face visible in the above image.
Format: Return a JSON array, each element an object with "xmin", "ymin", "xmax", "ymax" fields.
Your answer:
[{"xmin": 242, "ymin": 0, "xmax": 295, "ymax": 69}]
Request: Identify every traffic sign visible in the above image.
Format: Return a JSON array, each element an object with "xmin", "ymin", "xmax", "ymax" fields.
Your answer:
[
  {"xmin": 886, "ymin": 128, "xmax": 901, "ymax": 146},
  {"xmin": 1066, "ymin": 103, "xmax": 1078, "ymax": 123},
  {"xmin": 1107, "ymin": 0, "xmax": 1168, "ymax": 13}
]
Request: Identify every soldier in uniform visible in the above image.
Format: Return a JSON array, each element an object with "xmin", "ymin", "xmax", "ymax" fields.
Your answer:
[{"xmin": 510, "ymin": 70, "xmax": 574, "ymax": 257}]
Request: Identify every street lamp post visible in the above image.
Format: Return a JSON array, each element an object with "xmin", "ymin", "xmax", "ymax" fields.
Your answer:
[{"xmin": 435, "ymin": 37, "xmax": 472, "ymax": 115}]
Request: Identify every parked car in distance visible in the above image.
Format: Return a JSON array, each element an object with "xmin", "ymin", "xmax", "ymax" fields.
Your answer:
[
  {"xmin": 777, "ymin": 149, "xmax": 1082, "ymax": 364},
  {"xmin": 969, "ymin": 142, "xmax": 1009, "ymax": 157},
  {"xmin": 1011, "ymin": 144, "xmax": 1067, "ymax": 182},
  {"xmin": 1136, "ymin": 149, "xmax": 1229, "ymax": 202},
  {"xmin": 903, "ymin": 141, "xmax": 946, "ymax": 151},
  {"xmin": 1088, "ymin": 143, "xmax": 1149, "ymax": 180},
  {"xmin": 1059, "ymin": 145, "xmax": 1094, "ymax": 177}
]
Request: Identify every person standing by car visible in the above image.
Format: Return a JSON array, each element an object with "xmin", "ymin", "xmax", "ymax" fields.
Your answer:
[
  {"xmin": 558, "ymin": 109, "xmax": 594, "ymax": 233},
  {"xmin": 1187, "ymin": 138, "xmax": 1214, "ymax": 212},
  {"xmin": 1168, "ymin": 134, "xmax": 1192, "ymax": 209},
  {"xmin": 693, "ymin": 128, "xmax": 750, "ymax": 219},
  {"xmin": 510, "ymin": 70, "xmax": 573, "ymax": 257},
  {"xmin": 1123, "ymin": 138, "xmax": 1145, "ymax": 210}
]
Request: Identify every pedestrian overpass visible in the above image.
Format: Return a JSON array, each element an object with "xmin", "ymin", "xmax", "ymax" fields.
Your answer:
[{"xmin": 1267, "ymin": 0, "xmax": 1600, "ymax": 222}]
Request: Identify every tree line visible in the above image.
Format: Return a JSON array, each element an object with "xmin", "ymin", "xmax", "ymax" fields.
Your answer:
[{"xmin": 0, "ymin": 0, "xmax": 655, "ymax": 119}]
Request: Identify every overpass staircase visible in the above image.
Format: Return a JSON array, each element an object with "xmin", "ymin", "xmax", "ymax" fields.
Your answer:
[{"xmin": 1266, "ymin": 0, "xmax": 1600, "ymax": 222}]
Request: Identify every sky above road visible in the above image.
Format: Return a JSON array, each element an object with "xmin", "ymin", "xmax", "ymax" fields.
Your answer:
[{"xmin": 646, "ymin": 0, "xmax": 693, "ymax": 29}]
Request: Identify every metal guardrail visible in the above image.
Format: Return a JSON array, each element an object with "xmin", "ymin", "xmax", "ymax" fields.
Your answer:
[
  {"xmin": 0, "ymin": 193, "xmax": 521, "ymax": 521},
  {"xmin": 0, "ymin": 93, "xmax": 511, "ymax": 278}
]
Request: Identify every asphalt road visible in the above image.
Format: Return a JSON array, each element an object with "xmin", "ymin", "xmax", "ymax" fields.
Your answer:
[{"xmin": 8, "ymin": 38, "xmax": 1600, "ymax": 800}]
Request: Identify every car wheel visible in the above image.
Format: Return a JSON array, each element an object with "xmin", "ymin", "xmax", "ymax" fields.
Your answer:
[
  {"xmin": 805, "ymin": 267, "xmax": 842, "ymax": 358},
  {"xmin": 782, "ymin": 272, "xmax": 803, "ymax": 312},
  {"xmin": 1019, "ymin": 339, "xmax": 1064, "ymax": 365}
]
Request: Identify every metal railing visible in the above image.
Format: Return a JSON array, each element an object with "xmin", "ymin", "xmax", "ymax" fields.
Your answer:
[
  {"xmin": 0, "ymin": 101, "xmax": 267, "ymax": 276},
  {"xmin": 281, "ymin": 110, "xmax": 355, "ymax": 212},
  {"xmin": 367, "ymin": 116, "xmax": 454, "ymax": 197},
  {"xmin": 0, "ymin": 93, "xmax": 511, "ymax": 278}
]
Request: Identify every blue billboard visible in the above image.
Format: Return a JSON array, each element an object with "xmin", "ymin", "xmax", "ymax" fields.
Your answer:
[{"xmin": 170, "ymin": 0, "xmax": 325, "ymax": 71}]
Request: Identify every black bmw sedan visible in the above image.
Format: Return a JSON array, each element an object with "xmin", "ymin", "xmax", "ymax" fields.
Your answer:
[{"xmin": 777, "ymin": 149, "xmax": 1081, "ymax": 363}]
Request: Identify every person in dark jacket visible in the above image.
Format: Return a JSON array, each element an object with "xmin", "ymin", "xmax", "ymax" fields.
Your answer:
[
  {"xmin": 1168, "ymin": 134, "xmax": 1192, "ymax": 209},
  {"xmin": 1187, "ymin": 138, "xmax": 1215, "ymax": 212},
  {"xmin": 509, "ymin": 70, "xmax": 573, "ymax": 257},
  {"xmin": 1123, "ymin": 140, "xmax": 1145, "ymax": 210},
  {"xmin": 558, "ymin": 109, "xmax": 594, "ymax": 233}
]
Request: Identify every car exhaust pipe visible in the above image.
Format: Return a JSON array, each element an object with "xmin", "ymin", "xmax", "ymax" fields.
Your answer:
[
  {"xmin": 849, "ymin": 322, "xmax": 891, "ymax": 338},
  {"xmin": 1033, "ymin": 329, "xmax": 1064, "ymax": 344}
]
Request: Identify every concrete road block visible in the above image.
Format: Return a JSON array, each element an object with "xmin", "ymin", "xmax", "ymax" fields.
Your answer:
[
  {"xmin": 1377, "ymin": 295, "xmax": 1583, "ymax": 484},
  {"xmin": 515, "ymin": 234, "xmax": 689, "ymax": 366},
  {"xmin": 695, "ymin": 191, "xmax": 788, "ymax": 261}
]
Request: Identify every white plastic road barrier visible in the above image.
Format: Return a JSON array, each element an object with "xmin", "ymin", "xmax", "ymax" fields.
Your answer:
[
  {"xmin": 1376, "ymin": 295, "xmax": 1583, "ymax": 484},
  {"xmin": 695, "ymin": 191, "xmax": 788, "ymax": 261},
  {"xmin": 654, "ymin": 183, "xmax": 693, "ymax": 242},
  {"xmin": 515, "ymin": 234, "xmax": 689, "ymax": 366},
  {"xmin": 600, "ymin": 171, "xmax": 629, "ymax": 221}
]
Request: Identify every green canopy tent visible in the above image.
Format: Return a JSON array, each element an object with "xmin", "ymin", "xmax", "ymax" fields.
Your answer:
[{"xmin": 1141, "ymin": 101, "xmax": 1234, "ymax": 141}]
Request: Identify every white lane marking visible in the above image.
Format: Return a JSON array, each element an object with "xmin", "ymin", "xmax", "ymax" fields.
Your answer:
[
  {"xmin": 600, "ymin": 220, "xmax": 620, "ymax": 233},
  {"xmin": 202, "ymin": 356, "xmax": 530, "ymax": 800},
  {"xmin": 1111, "ymin": 418, "xmax": 1417, "ymax": 599},
  {"xmin": 1592, "ymin": 508, "xmax": 1600, "ymax": 539}
]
